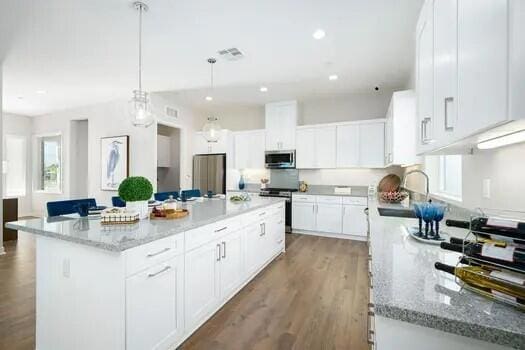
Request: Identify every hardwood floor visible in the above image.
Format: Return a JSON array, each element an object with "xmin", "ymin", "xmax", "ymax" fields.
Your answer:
[
  {"xmin": 0, "ymin": 232, "xmax": 36, "ymax": 350},
  {"xmin": 0, "ymin": 233, "xmax": 369, "ymax": 350},
  {"xmin": 181, "ymin": 234, "xmax": 370, "ymax": 350}
]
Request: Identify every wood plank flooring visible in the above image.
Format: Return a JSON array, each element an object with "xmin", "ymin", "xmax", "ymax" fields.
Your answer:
[
  {"xmin": 181, "ymin": 234, "xmax": 370, "ymax": 350},
  {"xmin": 0, "ymin": 233, "xmax": 369, "ymax": 350}
]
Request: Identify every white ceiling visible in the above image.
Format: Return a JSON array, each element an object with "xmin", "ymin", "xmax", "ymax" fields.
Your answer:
[{"xmin": 1, "ymin": 0, "xmax": 423, "ymax": 116}]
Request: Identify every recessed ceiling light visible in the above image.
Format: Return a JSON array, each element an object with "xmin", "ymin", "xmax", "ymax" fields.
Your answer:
[
  {"xmin": 313, "ymin": 29, "xmax": 326, "ymax": 40},
  {"xmin": 36, "ymin": 90, "xmax": 47, "ymax": 94},
  {"xmin": 205, "ymin": 96, "xmax": 213, "ymax": 101},
  {"xmin": 260, "ymin": 86, "xmax": 268, "ymax": 92},
  {"xmin": 328, "ymin": 74, "xmax": 338, "ymax": 81}
]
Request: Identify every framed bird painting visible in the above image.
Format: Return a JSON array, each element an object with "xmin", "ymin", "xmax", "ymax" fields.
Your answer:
[{"xmin": 100, "ymin": 135, "xmax": 129, "ymax": 191}]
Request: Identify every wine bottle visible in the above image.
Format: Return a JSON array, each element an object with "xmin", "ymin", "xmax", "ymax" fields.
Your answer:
[
  {"xmin": 434, "ymin": 262, "xmax": 525, "ymax": 300},
  {"xmin": 440, "ymin": 242, "xmax": 525, "ymax": 271},
  {"xmin": 450, "ymin": 237, "xmax": 525, "ymax": 250},
  {"xmin": 458, "ymin": 256, "xmax": 525, "ymax": 286},
  {"xmin": 446, "ymin": 218, "xmax": 525, "ymax": 245}
]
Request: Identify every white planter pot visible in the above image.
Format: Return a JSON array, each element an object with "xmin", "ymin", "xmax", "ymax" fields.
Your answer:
[{"xmin": 126, "ymin": 200, "xmax": 149, "ymax": 219}]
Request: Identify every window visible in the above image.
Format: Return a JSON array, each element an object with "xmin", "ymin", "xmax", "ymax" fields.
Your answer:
[
  {"xmin": 35, "ymin": 134, "xmax": 62, "ymax": 193},
  {"xmin": 3, "ymin": 135, "xmax": 27, "ymax": 197},
  {"xmin": 425, "ymin": 155, "xmax": 462, "ymax": 201}
]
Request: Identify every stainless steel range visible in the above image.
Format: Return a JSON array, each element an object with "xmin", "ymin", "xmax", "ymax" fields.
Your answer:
[{"xmin": 259, "ymin": 187, "xmax": 297, "ymax": 233}]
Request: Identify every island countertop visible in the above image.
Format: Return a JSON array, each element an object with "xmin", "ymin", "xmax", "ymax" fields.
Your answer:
[
  {"xmin": 369, "ymin": 199, "xmax": 525, "ymax": 349},
  {"xmin": 6, "ymin": 196, "xmax": 285, "ymax": 252}
]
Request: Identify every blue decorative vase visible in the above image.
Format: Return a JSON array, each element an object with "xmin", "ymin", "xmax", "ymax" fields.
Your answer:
[{"xmin": 238, "ymin": 174, "xmax": 245, "ymax": 190}]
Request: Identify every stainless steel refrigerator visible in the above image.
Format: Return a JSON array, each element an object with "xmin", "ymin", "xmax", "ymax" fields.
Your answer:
[{"xmin": 193, "ymin": 154, "xmax": 226, "ymax": 195}]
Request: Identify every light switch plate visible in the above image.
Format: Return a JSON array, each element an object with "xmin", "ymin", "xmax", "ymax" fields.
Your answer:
[{"xmin": 483, "ymin": 179, "xmax": 491, "ymax": 199}]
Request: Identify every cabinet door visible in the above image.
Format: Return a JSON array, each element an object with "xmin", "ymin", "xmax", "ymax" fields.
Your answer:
[
  {"xmin": 265, "ymin": 104, "xmax": 284, "ymax": 151},
  {"xmin": 315, "ymin": 126, "xmax": 337, "ymax": 168},
  {"xmin": 193, "ymin": 132, "xmax": 210, "ymax": 155},
  {"xmin": 126, "ymin": 256, "xmax": 184, "ymax": 350},
  {"xmin": 245, "ymin": 221, "xmax": 266, "ymax": 276},
  {"xmin": 336, "ymin": 124, "xmax": 360, "ymax": 168},
  {"xmin": 279, "ymin": 102, "xmax": 298, "ymax": 150},
  {"xmin": 384, "ymin": 102, "xmax": 394, "ymax": 166},
  {"xmin": 433, "ymin": 0, "xmax": 458, "ymax": 147},
  {"xmin": 316, "ymin": 204, "xmax": 343, "ymax": 234},
  {"xmin": 416, "ymin": 3, "xmax": 435, "ymax": 152},
  {"xmin": 210, "ymin": 130, "xmax": 228, "ymax": 154},
  {"xmin": 359, "ymin": 123, "xmax": 385, "ymax": 168},
  {"xmin": 251, "ymin": 130, "xmax": 266, "ymax": 168},
  {"xmin": 292, "ymin": 202, "xmax": 316, "ymax": 231},
  {"xmin": 269, "ymin": 211, "xmax": 285, "ymax": 255},
  {"xmin": 342, "ymin": 205, "xmax": 368, "ymax": 237},
  {"xmin": 219, "ymin": 229, "xmax": 244, "ymax": 299},
  {"xmin": 457, "ymin": 0, "xmax": 508, "ymax": 137},
  {"xmin": 234, "ymin": 133, "xmax": 249, "ymax": 169},
  {"xmin": 296, "ymin": 128, "xmax": 316, "ymax": 168},
  {"xmin": 184, "ymin": 242, "xmax": 220, "ymax": 331}
]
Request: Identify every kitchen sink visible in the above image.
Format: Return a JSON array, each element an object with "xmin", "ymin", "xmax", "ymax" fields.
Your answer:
[{"xmin": 377, "ymin": 207, "xmax": 416, "ymax": 218}]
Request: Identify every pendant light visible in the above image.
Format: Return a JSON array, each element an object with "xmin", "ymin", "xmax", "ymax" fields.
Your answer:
[
  {"xmin": 129, "ymin": 1, "xmax": 154, "ymax": 127},
  {"xmin": 202, "ymin": 58, "xmax": 221, "ymax": 142}
]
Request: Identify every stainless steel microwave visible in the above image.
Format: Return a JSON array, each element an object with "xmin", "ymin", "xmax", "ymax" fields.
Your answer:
[{"xmin": 265, "ymin": 150, "xmax": 296, "ymax": 169}]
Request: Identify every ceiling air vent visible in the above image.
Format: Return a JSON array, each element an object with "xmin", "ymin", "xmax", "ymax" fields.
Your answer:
[
  {"xmin": 165, "ymin": 106, "xmax": 179, "ymax": 119},
  {"xmin": 217, "ymin": 47, "xmax": 244, "ymax": 61}
]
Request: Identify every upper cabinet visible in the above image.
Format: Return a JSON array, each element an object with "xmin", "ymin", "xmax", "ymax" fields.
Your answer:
[
  {"xmin": 234, "ymin": 129, "xmax": 265, "ymax": 169},
  {"xmin": 265, "ymin": 101, "xmax": 298, "ymax": 151},
  {"xmin": 384, "ymin": 90, "xmax": 419, "ymax": 166},
  {"xmin": 193, "ymin": 130, "xmax": 232, "ymax": 155},
  {"xmin": 296, "ymin": 126, "xmax": 336, "ymax": 169},
  {"xmin": 416, "ymin": 0, "xmax": 524, "ymax": 153},
  {"xmin": 336, "ymin": 120, "xmax": 385, "ymax": 169}
]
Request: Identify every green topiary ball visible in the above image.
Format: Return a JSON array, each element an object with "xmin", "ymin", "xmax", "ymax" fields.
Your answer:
[{"xmin": 118, "ymin": 176, "xmax": 153, "ymax": 202}]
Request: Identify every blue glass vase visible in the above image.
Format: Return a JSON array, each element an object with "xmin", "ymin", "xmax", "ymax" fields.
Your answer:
[{"xmin": 238, "ymin": 174, "xmax": 245, "ymax": 190}]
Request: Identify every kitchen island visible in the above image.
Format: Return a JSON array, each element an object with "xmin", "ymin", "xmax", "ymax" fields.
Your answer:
[
  {"xmin": 368, "ymin": 198, "xmax": 525, "ymax": 350},
  {"xmin": 6, "ymin": 196, "xmax": 286, "ymax": 350}
]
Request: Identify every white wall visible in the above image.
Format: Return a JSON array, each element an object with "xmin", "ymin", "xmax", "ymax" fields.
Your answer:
[
  {"xmin": 29, "ymin": 94, "xmax": 200, "ymax": 215},
  {"xmin": 3, "ymin": 113, "xmax": 33, "ymax": 216},
  {"xmin": 196, "ymin": 105, "xmax": 265, "ymax": 131}
]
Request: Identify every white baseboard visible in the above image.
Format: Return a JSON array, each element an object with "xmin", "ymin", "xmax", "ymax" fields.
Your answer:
[{"xmin": 292, "ymin": 229, "xmax": 368, "ymax": 242}]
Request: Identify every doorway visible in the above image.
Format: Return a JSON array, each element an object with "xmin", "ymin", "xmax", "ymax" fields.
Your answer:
[{"xmin": 157, "ymin": 124, "xmax": 181, "ymax": 192}]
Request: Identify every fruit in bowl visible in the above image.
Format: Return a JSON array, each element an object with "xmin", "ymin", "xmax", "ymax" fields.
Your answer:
[{"xmin": 379, "ymin": 190, "xmax": 409, "ymax": 203}]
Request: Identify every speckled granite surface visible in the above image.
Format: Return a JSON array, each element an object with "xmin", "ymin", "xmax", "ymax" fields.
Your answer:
[
  {"xmin": 296, "ymin": 185, "xmax": 369, "ymax": 197},
  {"xmin": 5, "ymin": 196, "xmax": 284, "ymax": 252},
  {"xmin": 369, "ymin": 198, "xmax": 525, "ymax": 349}
]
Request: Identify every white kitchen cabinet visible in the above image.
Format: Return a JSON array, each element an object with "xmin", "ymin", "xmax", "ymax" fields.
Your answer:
[
  {"xmin": 184, "ymin": 241, "xmax": 220, "ymax": 332},
  {"xmin": 432, "ymin": 0, "xmax": 458, "ymax": 148},
  {"xmin": 193, "ymin": 130, "xmax": 231, "ymax": 155},
  {"xmin": 359, "ymin": 122, "xmax": 385, "ymax": 168},
  {"xmin": 157, "ymin": 134, "xmax": 171, "ymax": 168},
  {"xmin": 269, "ymin": 208, "xmax": 285, "ymax": 254},
  {"xmin": 456, "ymin": 0, "xmax": 508, "ymax": 138},
  {"xmin": 126, "ymin": 255, "xmax": 184, "ymax": 350},
  {"xmin": 336, "ymin": 124, "xmax": 360, "ymax": 167},
  {"xmin": 265, "ymin": 100, "xmax": 298, "ymax": 151},
  {"xmin": 416, "ymin": 0, "xmax": 435, "ymax": 153},
  {"xmin": 384, "ymin": 90, "xmax": 419, "ymax": 166},
  {"xmin": 342, "ymin": 204, "xmax": 368, "ymax": 237},
  {"xmin": 292, "ymin": 202, "xmax": 316, "ymax": 231},
  {"xmin": 218, "ymin": 229, "xmax": 244, "ymax": 299},
  {"xmin": 234, "ymin": 129, "xmax": 265, "ymax": 169},
  {"xmin": 296, "ymin": 126, "xmax": 336, "ymax": 169},
  {"xmin": 316, "ymin": 204, "xmax": 343, "ymax": 234}
]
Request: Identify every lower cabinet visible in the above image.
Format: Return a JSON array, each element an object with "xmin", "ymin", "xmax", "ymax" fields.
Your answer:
[
  {"xmin": 218, "ymin": 229, "xmax": 244, "ymax": 299},
  {"xmin": 316, "ymin": 204, "xmax": 343, "ymax": 233},
  {"xmin": 126, "ymin": 255, "xmax": 184, "ymax": 350},
  {"xmin": 291, "ymin": 202, "xmax": 316, "ymax": 231},
  {"xmin": 342, "ymin": 204, "xmax": 368, "ymax": 237}
]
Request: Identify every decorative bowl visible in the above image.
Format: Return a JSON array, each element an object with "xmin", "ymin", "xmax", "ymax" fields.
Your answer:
[{"xmin": 379, "ymin": 191, "xmax": 409, "ymax": 203}]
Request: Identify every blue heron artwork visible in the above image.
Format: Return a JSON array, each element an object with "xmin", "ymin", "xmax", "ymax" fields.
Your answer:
[{"xmin": 100, "ymin": 136, "xmax": 129, "ymax": 190}]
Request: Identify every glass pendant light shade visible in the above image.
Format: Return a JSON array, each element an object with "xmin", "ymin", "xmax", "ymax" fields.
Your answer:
[
  {"xmin": 203, "ymin": 116, "xmax": 221, "ymax": 142},
  {"xmin": 129, "ymin": 90, "xmax": 154, "ymax": 127}
]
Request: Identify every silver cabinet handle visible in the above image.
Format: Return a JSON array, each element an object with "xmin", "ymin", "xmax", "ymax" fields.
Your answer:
[
  {"xmin": 214, "ymin": 226, "xmax": 227, "ymax": 233},
  {"xmin": 421, "ymin": 117, "xmax": 432, "ymax": 144},
  {"xmin": 147, "ymin": 265, "xmax": 171, "ymax": 278},
  {"xmin": 259, "ymin": 211, "xmax": 266, "ymax": 216},
  {"xmin": 146, "ymin": 247, "xmax": 171, "ymax": 258},
  {"xmin": 222, "ymin": 241, "xmax": 226, "ymax": 259},
  {"xmin": 216, "ymin": 243, "xmax": 221, "ymax": 261},
  {"xmin": 444, "ymin": 97, "xmax": 454, "ymax": 131},
  {"xmin": 260, "ymin": 223, "xmax": 265, "ymax": 236}
]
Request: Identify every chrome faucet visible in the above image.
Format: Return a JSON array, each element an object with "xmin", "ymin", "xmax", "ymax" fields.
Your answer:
[{"xmin": 401, "ymin": 169, "xmax": 430, "ymax": 201}]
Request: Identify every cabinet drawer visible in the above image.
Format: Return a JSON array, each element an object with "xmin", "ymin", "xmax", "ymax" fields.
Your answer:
[
  {"xmin": 316, "ymin": 195, "xmax": 342, "ymax": 204},
  {"xmin": 292, "ymin": 194, "xmax": 316, "ymax": 203},
  {"xmin": 125, "ymin": 234, "xmax": 183, "ymax": 276},
  {"xmin": 242, "ymin": 207, "xmax": 271, "ymax": 225},
  {"xmin": 185, "ymin": 218, "xmax": 240, "ymax": 252},
  {"xmin": 342, "ymin": 196, "xmax": 367, "ymax": 205}
]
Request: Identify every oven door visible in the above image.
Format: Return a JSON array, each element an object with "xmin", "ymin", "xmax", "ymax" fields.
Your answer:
[{"xmin": 265, "ymin": 151, "xmax": 295, "ymax": 169}]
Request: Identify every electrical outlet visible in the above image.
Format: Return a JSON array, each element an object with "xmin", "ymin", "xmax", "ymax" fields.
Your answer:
[
  {"xmin": 62, "ymin": 258, "xmax": 70, "ymax": 278},
  {"xmin": 483, "ymin": 179, "xmax": 491, "ymax": 199}
]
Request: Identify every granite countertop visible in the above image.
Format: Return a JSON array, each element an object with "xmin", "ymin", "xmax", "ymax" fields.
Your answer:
[
  {"xmin": 295, "ymin": 185, "xmax": 369, "ymax": 197},
  {"xmin": 5, "ymin": 196, "xmax": 284, "ymax": 252},
  {"xmin": 369, "ymin": 199, "xmax": 525, "ymax": 349}
]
